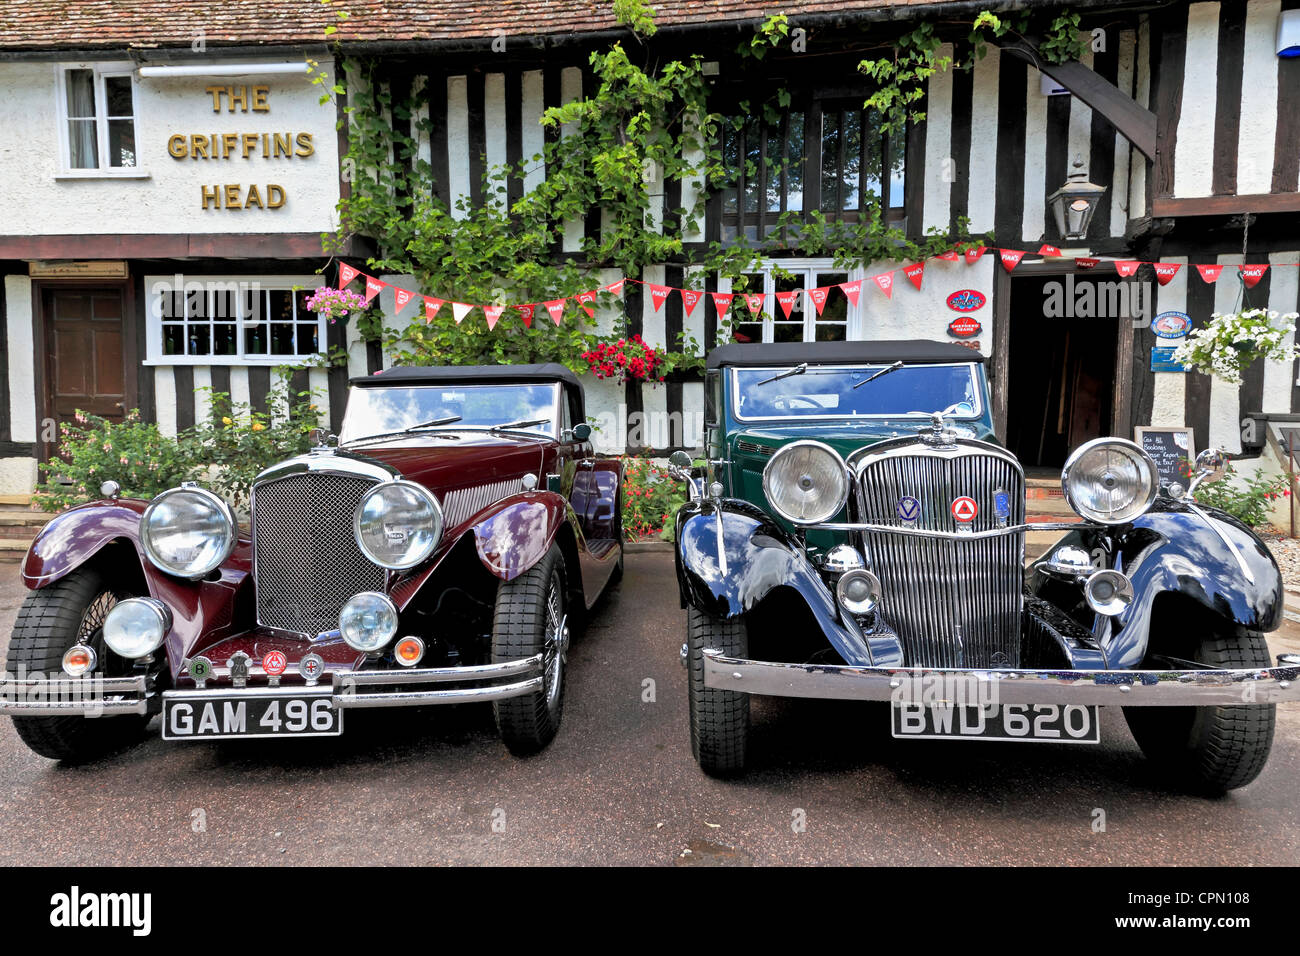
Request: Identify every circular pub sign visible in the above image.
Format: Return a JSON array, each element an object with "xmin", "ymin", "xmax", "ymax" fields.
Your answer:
[
  {"xmin": 946, "ymin": 289, "xmax": 986, "ymax": 312},
  {"xmin": 948, "ymin": 315, "xmax": 983, "ymax": 338}
]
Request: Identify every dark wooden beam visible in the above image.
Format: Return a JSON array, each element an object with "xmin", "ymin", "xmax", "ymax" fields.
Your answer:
[
  {"xmin": 997, "ymin": 38, "xmax": 1158, "ymax": 160},
  {"xmin": 1152, "ymin": 193, "xmax": 1300, "ymax": 217},
  {"xmin": 0, "ymin": 233, "xmax": 352, "ymax": 260}
]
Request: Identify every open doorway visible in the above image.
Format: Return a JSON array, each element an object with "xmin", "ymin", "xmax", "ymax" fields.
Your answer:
[{"xmin": 1004, "ymin": 274, "xmax": 1120, "ymax": 471}]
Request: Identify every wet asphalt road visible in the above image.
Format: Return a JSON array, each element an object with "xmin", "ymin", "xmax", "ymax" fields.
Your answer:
[{"xmin": 0, "ymin": 554, "xmax": 1297, "ymax": 867}]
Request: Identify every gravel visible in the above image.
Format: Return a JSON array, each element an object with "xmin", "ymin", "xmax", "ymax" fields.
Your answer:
[{"xmin": 1260, "ymin": 531, "xmax": 1300, "ymax": 592}]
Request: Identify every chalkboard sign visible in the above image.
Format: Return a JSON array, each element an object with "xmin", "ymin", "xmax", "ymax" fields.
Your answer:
[{"xmin": 1135, "ymin": 427, "xmax": 1195, "ymax": 492}]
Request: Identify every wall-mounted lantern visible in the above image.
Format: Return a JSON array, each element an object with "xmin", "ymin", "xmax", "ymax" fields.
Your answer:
[{"xmin": 1048, "ymin": 156, "xmax": 1108, "ymax": 241}]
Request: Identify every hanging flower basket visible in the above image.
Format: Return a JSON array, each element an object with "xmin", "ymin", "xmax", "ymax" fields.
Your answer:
[
  {"xmin": 583, "ymin": 334, "xmax": 665, "ymax": 384},
  {"xmin": 1170, "ymin": 308, "xmax": 1299, "ymax": 385},
  {"xmin": 304, "ymin": 286, "xmax": 371, "ymax": 325}
]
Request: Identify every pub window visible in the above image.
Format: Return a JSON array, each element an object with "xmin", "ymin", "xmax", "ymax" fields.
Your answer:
[
  {"xmin": 145, "ymin": 275, "xmax": 326, "ymax": 365},
  {"xmin": 718, "ymin": 96, "xmax": 906, "ymax": 242},
  {"xmin": 57, "ymin": 65, "xmax": 139, "ymax": 173},
  {"xmin": 722, "ymin": 262, "xmax": 852, "ymax": 345}
]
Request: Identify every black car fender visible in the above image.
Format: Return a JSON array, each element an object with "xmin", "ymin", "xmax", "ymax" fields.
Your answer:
[
  {"xmin": 674, "ymin": 498, "xmax": 901, "ymax": 667},
  {"xmin": 1030, "ymin": 500, "xmax": 1283, "ymax": 670}
]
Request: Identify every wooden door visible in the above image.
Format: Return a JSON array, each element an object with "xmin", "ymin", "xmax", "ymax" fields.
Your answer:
[{"xmin": 42, "ymin": 288, "xmax": 128, "ymax": 463}]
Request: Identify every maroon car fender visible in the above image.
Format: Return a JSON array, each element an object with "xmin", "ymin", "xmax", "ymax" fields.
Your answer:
[
  {"xmin": 21, "ymin": 499, "xmax": 250, "ymax": 679},
  {"xmin": 470, "ymin": 490, "xmax": 570, "ymax": 581}
]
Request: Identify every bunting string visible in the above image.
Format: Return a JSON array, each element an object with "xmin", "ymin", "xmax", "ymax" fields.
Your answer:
[{"xmin": 334, "ymin": 246, "xmax": 1300, "ymax": 330}]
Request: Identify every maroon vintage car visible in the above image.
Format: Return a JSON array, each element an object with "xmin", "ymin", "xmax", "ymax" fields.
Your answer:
[{"xmin": 0, "ymin": 363, "xmax": 624, "ymax": 758}]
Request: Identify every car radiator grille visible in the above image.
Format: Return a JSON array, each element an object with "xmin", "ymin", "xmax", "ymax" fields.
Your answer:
[
  {"xmin": 856, "ymin": 449, "xmax": 1024, "ymax": 669},
  {"xmin": 252, "ymin": 472, "xmax": 386, "ymax": 636}
]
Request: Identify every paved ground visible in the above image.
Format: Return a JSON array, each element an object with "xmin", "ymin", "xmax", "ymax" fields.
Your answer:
[{"xmin": 0, "ymin": 554, "xmax": 1297, "ymax": 866}]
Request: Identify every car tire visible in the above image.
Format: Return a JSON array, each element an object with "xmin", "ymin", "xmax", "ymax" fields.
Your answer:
[
  {"xmin": 491, "ymin": 542, "xmax": 568, "ymax": 755},
  {"xmin": 687, "ymin": 607, "xmax": 749, "ymax": 776},
  {"xmin": 6, "ymin": 567, "xmax": 150, "ymax": 762},
  {"xmin": 1124, "ymin": 630, "xmax": 1276, "ymax": 794}
]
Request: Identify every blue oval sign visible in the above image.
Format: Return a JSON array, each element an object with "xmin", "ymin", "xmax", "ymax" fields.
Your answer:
[
  {"xmin": 947, "ymin": 289, "xmax": 987, "ymax": 312},
  {"xmin": 1151, "ymin": 311, "xmax": 1193, "ymax": 338}
]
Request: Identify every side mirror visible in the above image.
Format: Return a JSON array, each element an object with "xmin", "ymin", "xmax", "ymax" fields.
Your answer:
[
  {"xmin": 667, "ymin": 450, "xmax": 697, "ymax": 495},
  {"xmin": 668, "ymin": 450, "xmax": 693, "ymax": 469},
  {"xmin": 1185, "ymin": 447, "xmax": 1228, "ymax": 499},
  {"xmin": 571, "ymin": 422, "xmax": 592, "ymax": 442}
]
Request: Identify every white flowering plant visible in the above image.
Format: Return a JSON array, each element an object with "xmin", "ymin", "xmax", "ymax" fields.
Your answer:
[{"xmin": 1170, "ymin": 308, "xmax": 1299, "ymax": 385}]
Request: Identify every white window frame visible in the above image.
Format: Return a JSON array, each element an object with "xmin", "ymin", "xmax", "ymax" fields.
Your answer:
[
  {"xmin": 54, "ymin": 62, "xmax": 149, "ymax": 178},
  {"xmin": 717, "ymin": 258, "xmax": 865, "ymax": 343},
  {"xmin": 144, "ymin": 274, "xmax": 327, "ymax": 366}
]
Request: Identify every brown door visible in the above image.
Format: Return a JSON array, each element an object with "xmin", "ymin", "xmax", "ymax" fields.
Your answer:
[{"xmin": 43, "ymin": 288, "xmax": 127, "ymax": 455}]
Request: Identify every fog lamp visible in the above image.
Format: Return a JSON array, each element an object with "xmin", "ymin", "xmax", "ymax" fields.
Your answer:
[
  {"xmin": 339, "ymin": 592, "xmax": 399, "ymax": 653},
  {"xmin": 395, "ymin": 636, "xmax": 425, "ymax": 667},
  {"xmin": 102, "ymin": 598, "xmax": 173, "ymax": 660},
  {"xmin": 836, "ymin": 568, "xmax": 882, "ymax": 616}
]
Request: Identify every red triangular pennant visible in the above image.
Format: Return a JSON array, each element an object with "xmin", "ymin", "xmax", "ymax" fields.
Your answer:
[
  {"xmin": 483, "ymin": 305, "xmax": 505, "ymax": 330},
  {"xmin": 602, "ymin": 279, "xmax": 625, "ymax": 296},
  {"xmin": 1115, "ymin": 260, "xmax": 1141, "ymax": 277},
  {"xmin": 1195, "ymin": 263, "xmax": 1224, "ymax": 283},
  {"xmin": 681, "ymin": 289, "xmax": 702, "ymax": 317},
  {"xmin": 999, "ymin": 248, "xmax": 1025, "ymax": 272},
  {"xmin": 393, "ymin": 287, "xmax": 416, "ymax": 315},
  {"xmin": 576, "ymin": 290, "xmax": 598, "ymax": 318},
  {"xmin": 648, "ymin": 284, "xmax": 671, "ymax": 313},
  {"xmin": 903, "ymin": 262, "xmax": 925, "ymax": 290},
  {"xmin": 451, "ymin": 302, "xmax": 473, "ymax": 325},
  {"xmin": 937, "ymin": 250, "xmax": 960, "ymax": 262},
  {"xmin": 873, "ymin": 272, "xmax": 895, "ymax": 298},
  {"xmin": 544, "ymin": 299, "xmax": 566, "ymax": 326},
  {"xmin": 710, "ymin": 292, "xmax": 735, "ymax": 318},
  {"xmin": 1240, "ymin": 264, "xmax": 1269, "ymax": 288},
  {"xmin": 363, "ymin": 275, "xmax": 386, "ymax": 304},
  {"xmin": 839, "ymin": 280, "xmax": 862, "ymax": 306},
  {"xmin": 1075, "ymin": 257, "xmax": 1100, "ymax": 270},
  {"xmin": 1152, "ymin": 263, "xmax": 1181, "ymax": 286},
  {"xmin": 807, "ymin": 286, "xmax": 830, "ymax": 316},
  {"xmin": 744, "ymin": 293, "xmax": 765, "ymax": 315},
  {"xmin": 338, "ymin": 263, "xmax": 361, "ymax": 288},
  {"xmin": 1037, "ymin": 243, "xmax": 1062, "ymax": 257},
  {"xmin": 516, "ymin": 303, "xmax": 535, "ymax": 328},
  {"xmin": 423, "ymin": 297, "xmax": 444, "ymax": 323},
  {"xmin": 964, "ymin": 246, "xmax": 987, "ymax": 264},
  {"xmin": 775, "ymin": 290, "xmax": 799, "ymax": 318}
]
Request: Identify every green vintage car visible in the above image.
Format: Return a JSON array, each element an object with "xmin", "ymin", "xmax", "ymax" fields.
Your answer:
[{"xmin": 671, "ymin": 340, "xmax": 1299, "ymax": 793}]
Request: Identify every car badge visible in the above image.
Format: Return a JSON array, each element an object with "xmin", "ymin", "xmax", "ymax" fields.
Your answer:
[
  {"xmin": 227, "ymin": 651, "xmax": 252, "ymax": 688},
  {"xmin": 299, "ymin": 653, "xmax": 325, "ymax": 687},
  {"xmin": 993, "ymin": 489, "xmax": 1011, "ymax": 528},
  {"xmin": 951, "ymin": 496, "xmax": 978, "ymax": 530},
  {"xmin": 896, "ymin": 496, "xmax": 920, "ymax": 527},
  {"xmin": 187, "ymin": 656, "xmax": 213, "ymax": 690},
  {"xmin": 262, "ymin": 650, "xmax": 288, "ymax": 687}
]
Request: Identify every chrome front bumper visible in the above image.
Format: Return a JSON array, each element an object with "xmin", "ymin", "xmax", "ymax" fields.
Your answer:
[
  {"xmin": 703, "ymin": 650, "xmax": 1300, "ymax": 706},
  {"xmin": 0, "ymin": 656, "xmax": 545, "ymax": 717}
]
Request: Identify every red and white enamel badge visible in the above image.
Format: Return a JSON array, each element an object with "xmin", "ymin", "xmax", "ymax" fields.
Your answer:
[
  {"xmin": 262, "ymin": 650, "xmax": 288, "ymax": 677},
  {"xmin": 951, "ymin": 497, "xmax": 978, "ymax": 523}
]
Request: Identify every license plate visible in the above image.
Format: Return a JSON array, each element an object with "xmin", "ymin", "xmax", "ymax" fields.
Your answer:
[
  {"xmin": 890, "ymin": 703, "xmax": 1100, "ymax": 744},
  {"xmin": 162, "ymin": 688, "xmax": 342, "ymax": 740}
]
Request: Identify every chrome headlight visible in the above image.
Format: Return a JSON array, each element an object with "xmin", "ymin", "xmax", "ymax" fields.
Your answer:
[
  {"xmin": 761, "ymin": 440, "xmax": 850, "ymax": 525},
  {"xmin": 354, "ymin": 480, "xmax": 443, "ymax": 570},
  {"xmin": 339, "ymin": 591, "xmax": 399, "ymax": 652},
  {"xmin": 139, "ymin": 486, "xmax": 236, "ymax": 578},
  {"xmin": 102, "ymin": 598, "xmax": 172, "ymax": 660},
  {"xmin": 1061, "ymin": 438, "xmax": 1158, "ymax": 525}
]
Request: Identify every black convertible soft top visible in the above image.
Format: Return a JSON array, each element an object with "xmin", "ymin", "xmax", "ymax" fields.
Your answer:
[
  {"xmin": 706, "ymin": 340, "xmax": 984, "ymax": 369},
  {"xmin": 352, "ymin": 362, "xmax": 583, "ymax": 390}
]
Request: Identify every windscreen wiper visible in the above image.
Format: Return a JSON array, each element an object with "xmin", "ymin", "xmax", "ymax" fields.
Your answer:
[
  {"xmin": 755, "ymin": 363, "xmax": 807, "ymax": 387},
  {"xmin": 488, "ymin": 418, "xmax": 550, "ymax": 433},
  {"xmin": 345, "ymin": 416, "xmax": 464, "ymax": 446},
  {"xmin": 852, "ymin": 360, "xmax": 904, "ymax": 389}
]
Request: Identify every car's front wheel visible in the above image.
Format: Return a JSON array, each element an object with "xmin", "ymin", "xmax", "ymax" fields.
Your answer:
[
  {"xmin": 686, "ymin": 607, "xmax": 750, "ymax": 775},
  {"xmin": 6, "ymin": 567, "xmax": 151, "ymax": 762},
  {"xmin": 1124, "ymin": 630, "xmax": 1276, "ymax": 794},
  {"xmin": 491, "ymin": 543, "xmax": 568, "ymax": 755}
]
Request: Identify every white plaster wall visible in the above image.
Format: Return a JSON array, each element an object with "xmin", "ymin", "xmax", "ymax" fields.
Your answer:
[
  {"xmin": 1174, "ymin": 2, "xmax": 1221, "ymax": 198},
  {"xmin": 0, "ymin": 59, "xmax": 339, "ymax": 234},
  {"xmin": 966, "ymin": 48, "xmax": 999, "ymax": 234},
  {"xmin": 1236, "ymin": 0, "xmax": 1283, "ymax": 196},
  {"xmin": 921, "ymin": 45, "xmax": 954, "ymax": 233},
  {"xmin": 1208, "ymin": 253, "xmax": 1245, "ymax": 453},
  {"xmin": 856, "ymin": 255, "xmax": 996, "ymax": 358},
  {"xmin": 3, "ymin": 275, "xmax": 36, "ymax": 444},
  {"xmin": 1149, "ymin": 256, "xmax": 1189, "ymax": 425}
]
